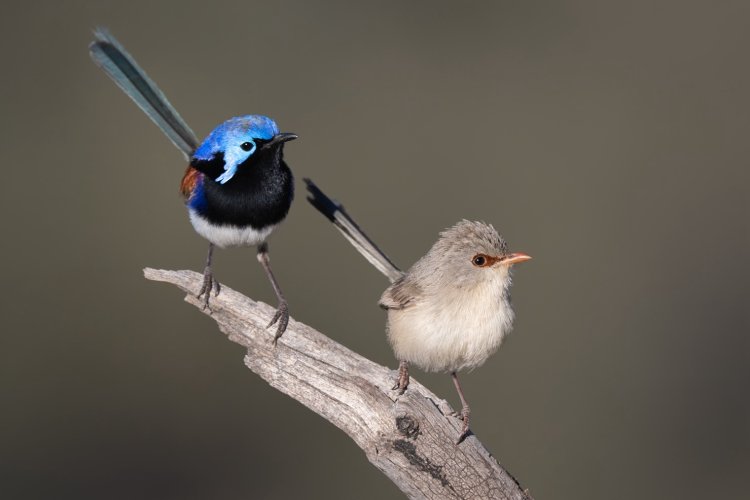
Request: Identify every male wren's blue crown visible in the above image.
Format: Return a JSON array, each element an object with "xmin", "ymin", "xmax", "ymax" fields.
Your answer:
[{"xmin": 90, "ymin": 29, "xmax": 297, "ymax": 342}]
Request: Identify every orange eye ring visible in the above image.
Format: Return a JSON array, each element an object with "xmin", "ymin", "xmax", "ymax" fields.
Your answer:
[{"xmin": 472, "ymin": 254, "xmax": 492, "ymax": 267}]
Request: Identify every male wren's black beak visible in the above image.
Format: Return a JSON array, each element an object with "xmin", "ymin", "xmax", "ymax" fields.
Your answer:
[{"xmin": 262, "ymin": 132, "xmax": 298, "ymax": 150}]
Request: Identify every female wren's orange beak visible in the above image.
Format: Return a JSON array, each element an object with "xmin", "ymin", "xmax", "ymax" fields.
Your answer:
[{"xmin": 500, "ymin": 252, "xmax": 532, "ymax": 266}]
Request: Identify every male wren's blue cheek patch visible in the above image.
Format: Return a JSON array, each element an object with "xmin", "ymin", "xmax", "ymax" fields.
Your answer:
[
  {"xmin": 216, "ymin": 141, "xmax": 256, "ymax": 184},
  {"xmin": 193, "ymin": 115, "xmax": 280, "ymax": 184}
]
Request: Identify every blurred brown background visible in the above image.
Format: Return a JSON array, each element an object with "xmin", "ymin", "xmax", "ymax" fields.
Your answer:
[{"xmin": 1, "ymin": 1, "xmax": 748, "ymax": 498}]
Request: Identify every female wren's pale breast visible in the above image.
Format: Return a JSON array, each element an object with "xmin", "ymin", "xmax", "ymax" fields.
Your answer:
[{"xmin": 386, "ymin": 269, "xmax": 515, "ymax": 373}]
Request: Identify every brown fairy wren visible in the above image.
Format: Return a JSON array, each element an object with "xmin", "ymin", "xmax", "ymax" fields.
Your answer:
[{"xmin": 305, "ymin": 180, "xmax": 531, "ymax": 443}]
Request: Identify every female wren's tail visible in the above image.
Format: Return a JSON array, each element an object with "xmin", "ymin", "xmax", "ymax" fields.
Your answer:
[{"xmin": 90, "ymin": 29, "xmax": 297, "ymax": 342}]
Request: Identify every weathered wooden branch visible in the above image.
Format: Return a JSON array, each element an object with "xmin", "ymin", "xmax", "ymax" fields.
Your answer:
[{"xmin": 144, "ymin": 268, "xmax": 532, "ymax": 500}]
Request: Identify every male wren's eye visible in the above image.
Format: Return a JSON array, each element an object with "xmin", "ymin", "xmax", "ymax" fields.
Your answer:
[
  {"xmin": 240, "ymin": 142, "xmax": 253, "ymax": 151},
  {"xmin": 472, "ymin": 254, "xmax": 487, "ymax": 267}
]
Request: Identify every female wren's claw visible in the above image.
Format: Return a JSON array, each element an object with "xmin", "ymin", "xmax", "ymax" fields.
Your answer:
[
  {"xmin": 392, "ymin": 360, "xmax": 410, "ymax": 394},
  {"xmin": 455, "ymin": 406, "xmax": 471, "ymax": 444}
]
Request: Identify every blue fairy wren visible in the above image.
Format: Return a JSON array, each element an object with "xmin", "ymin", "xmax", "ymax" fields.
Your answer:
[
  {"xmin": 306, "ymin": 180, "xmax": 531, "ymax": 442},
  {"xmin": 90, "ymin": 29, "xmax": 297, "ymax": 342}
]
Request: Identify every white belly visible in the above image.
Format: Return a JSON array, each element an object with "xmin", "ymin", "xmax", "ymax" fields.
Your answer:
[
  {"xmin": 386, "ymin": 278, "xmax": 515, "ymax": 373},
  {"xmin": 189, "ymin": 209, "xmax": 276, "ymax": 248}
]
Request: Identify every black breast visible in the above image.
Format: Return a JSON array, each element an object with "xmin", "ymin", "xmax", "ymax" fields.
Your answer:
[{"xmin": 190, "ymin": 148, "xmax": 294, "ymax": 229}]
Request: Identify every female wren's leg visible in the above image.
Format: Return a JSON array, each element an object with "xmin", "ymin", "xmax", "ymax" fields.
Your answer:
[
  {"xmin": 257, "ymin": 242, "xmax": 289, "ymax": 345},
  {"xmin": 392, "ymin": 360, "xmax": 410, "ymax": 394},
  {"xmin": 197, "ymin": 243, "xmax": 221, "ymax": 310},
  {"xmin": 451, "ymin": 372, "xmax": 471, "ymax": 444}
]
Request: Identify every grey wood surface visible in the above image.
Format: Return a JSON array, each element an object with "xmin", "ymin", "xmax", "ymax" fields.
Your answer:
[{"xmin": 144, "ymin": 268, "xmax": 533, "ymax": 500}]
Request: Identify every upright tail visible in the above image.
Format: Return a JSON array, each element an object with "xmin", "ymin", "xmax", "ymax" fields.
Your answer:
[
  {"xmin": 89, "ymin": 28, "xmax": 199, "ymax": 159},
  {"xmin": 305, "ymin": 178, "xmax": 404, "ymax": 283}
]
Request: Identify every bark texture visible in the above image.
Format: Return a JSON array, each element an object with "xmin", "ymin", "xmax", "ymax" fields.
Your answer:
[{"xmin": 144, "ymin": 268, "xmax": 533, "ymax": 500}]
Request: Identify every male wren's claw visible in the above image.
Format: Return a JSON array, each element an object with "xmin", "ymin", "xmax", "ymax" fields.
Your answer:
[
  {"xmin": 391, "ymin": 360, "xmax": 410, "ymax": 395},
  {"xmin": 197, "ymin": 265, "xmax": 220, "ymax": 312},
  {"xmin": 268, "ymin": 300, "xmax": 289, "ymax": 345},
  {"xmin": 257, "ymin": 243, "xmax": 290, "ymax": 346}
]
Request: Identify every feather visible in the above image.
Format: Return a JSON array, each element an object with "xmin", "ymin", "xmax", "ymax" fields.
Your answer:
[
  {"xmin": 180, "ymin": 166, "xmax": 202, "ymax": 198},
  {"xmin": 89, "ymin": 28, "xmax": 199, "ymax": 158},
  {"xmin": 304, "ymin": 178, "xmax": 404, "ymax": 283},
  {"xmin": 379, "ymin": 276, "xmax": 421, "ymax": 310}
]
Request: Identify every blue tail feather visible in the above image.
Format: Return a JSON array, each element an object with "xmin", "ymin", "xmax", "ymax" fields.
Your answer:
[{"xmin": 89, "ymin": 28, "xmax": 199, "ymax": 159}]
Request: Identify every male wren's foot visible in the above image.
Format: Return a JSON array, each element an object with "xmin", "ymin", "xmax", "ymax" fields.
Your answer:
[
  {"xmin": 197, "ymin": 265, "xmax": 221, "ymax": 311},
  {"xmin": 267, "ymin": 300, "xmax": 289, "ymax": 345},
  {"xmin": 257, "ymin": 242, "xmax": 290, "ymax": 346},
  {"xmin": 392, "ymin": 360, "xmax": 410, "ymax": 395}
]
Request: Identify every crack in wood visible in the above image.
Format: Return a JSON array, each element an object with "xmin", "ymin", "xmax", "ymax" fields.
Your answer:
[{"xmin": 393, "ymin": 439, "xmax": 454, "ymax": 492}]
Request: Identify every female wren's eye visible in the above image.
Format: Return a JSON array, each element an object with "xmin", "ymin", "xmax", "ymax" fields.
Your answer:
[
  {"xmin": 240, "ymin": 142, "xmax": 254, "ymax": 151},
  {"xmin": 472, "ymin": 254, "xmax": 488, "ymax": 267}
]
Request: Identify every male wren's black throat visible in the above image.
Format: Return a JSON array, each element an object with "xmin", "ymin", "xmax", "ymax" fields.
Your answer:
[{"xmin": 191, "ymin": 143, "xmax": 294, "ymax": 229}]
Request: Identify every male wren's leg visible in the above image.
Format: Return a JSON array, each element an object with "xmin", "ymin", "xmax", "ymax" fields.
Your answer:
[
  {"xmin": 392, "ymin": 360, "xmax": 410, "ymax": 395},
  {"xmin": 257, "ymin": 242, "xmax": 289, "ymax": 345},
  {"xmin": 197, "ymin": 243, "xmax": 221, "ymax": 311},
  {"xmin": 451, "ymin": 372, "xmax": 471, "ymax": 444}
]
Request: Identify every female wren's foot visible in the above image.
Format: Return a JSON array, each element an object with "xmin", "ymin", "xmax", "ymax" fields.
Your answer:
[
  {"xmin": 451, "ymin": 372, "xmax": 472, "ymax": 444},
  {"xmin": 392, "ymin": 360, "xmax": 410, "ymax": 394},
  {"xmin": 455, "ymin": 405, "xmax": 471, "ymax": 444}
]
